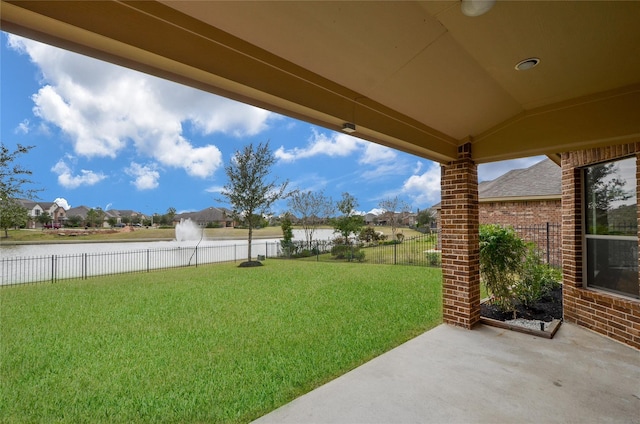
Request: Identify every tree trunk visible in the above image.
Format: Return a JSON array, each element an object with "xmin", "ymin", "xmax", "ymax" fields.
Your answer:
[{"xmin": 247, "ymin": 225, "xmax": 253, "ymax": 262}]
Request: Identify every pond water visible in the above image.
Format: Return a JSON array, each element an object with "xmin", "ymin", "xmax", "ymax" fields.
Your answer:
[
  {"xmin": 0, "ymin": 228, "xmax": 339, "ymax": 258},
  {"xmin": 0, "ymin": 228, "xmax": 340, "ymax": 285}
]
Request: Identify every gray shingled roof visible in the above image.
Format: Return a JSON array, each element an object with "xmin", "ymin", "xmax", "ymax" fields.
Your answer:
[
  {"xmin": 175, "ymin": 207, "xmax": 231, "ymax": 223},
  {"xmin": 479, "ymin": 158, "xmax": 561, "ymax": 199}
]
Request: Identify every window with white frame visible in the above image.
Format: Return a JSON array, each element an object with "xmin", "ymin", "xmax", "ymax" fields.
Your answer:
[{"xmin": 584, "ymin": 156, "xmax": 638, "ymax": 298}]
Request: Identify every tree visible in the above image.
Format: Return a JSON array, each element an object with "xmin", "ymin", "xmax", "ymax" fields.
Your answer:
[
  {"xmin": 378, "ymin": 196, "xmax": 411, "ymax": 239},
  {"xmin": 0, "ymin": 198, "xmax": 28, "ymax": 237},
  {"xmin": 280, "ymin": 212, "xmax": 295, "ymax": 257},
  {"xmin": 221, "ymin": 141, "xmax": 290, "ymax": 265},
  {"xmin": 1, "ymin": 143, "xmax": 41, "ymax": 237},
  {"xmin": 86, "ymin": 208, "xmax": 105, "ymax": 228},
  {"xmin": 331, "ymin": 192, "xmax": 364, "ymax": 244},
  {"xmin": 288, "ymin": 190, "xmax": 334, "ymax": 248},
  {"xmin": 165, "ymin": 207, "xmax": 176, "ymax": 224},
  {"xmin": 67, "ymin": 215, "xmax": 83, "ymax": 227},
  {"xmin": 36, "ymin": 211, "xmax": 52, "ymax": 227},
  {"xmin": 416, "ymin": 208, "xmax": 436, "ymax": 231}
]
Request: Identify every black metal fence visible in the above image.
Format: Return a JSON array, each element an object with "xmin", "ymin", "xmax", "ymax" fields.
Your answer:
[
  {"xmin": 2, "ymin": 224, "xmax": 562, "ymax": 286},
  {"xmin": 1, "ymin": 241, "xmax": 281, "ymax": 286},
  {"xmin": 512, "ymin": 223, "xmax": 561, "ymax": 267},
  {"xmin": 360, "ymin": 233, "xmax": 441, "ymax": 267}
]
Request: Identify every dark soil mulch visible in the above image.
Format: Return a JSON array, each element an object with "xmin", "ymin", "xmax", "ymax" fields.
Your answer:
[
  {"xmin": 238, "ymin": 261, "xmax": 264, "ymax": 268},
  {"xmin": 480, "ymin": 286, "xmax": 563, "ymax": 322}
]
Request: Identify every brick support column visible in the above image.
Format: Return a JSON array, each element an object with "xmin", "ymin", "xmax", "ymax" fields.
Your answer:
[{"xmin": 440, "ymin": 143, "xmax": 480, "ymax": 328}]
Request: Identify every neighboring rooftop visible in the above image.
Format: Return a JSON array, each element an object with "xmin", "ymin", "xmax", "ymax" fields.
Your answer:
[{"xmin": 479, "ymin": 158, "xmax": 561, "ymax": 200}]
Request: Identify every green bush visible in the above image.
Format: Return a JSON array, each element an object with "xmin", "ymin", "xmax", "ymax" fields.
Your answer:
[
  {"xmin": 479, "ymin": 224, "xmax": 562, "ymax": 317},
  {"xmin": 425, "ymin": 251, "xmax": 441, "ymax": 267},
  {"xmin": 300, "ymin": 249, "xmax": 312, "ymax": 258},
  {"xmin": 479, "ymin": 224, "xmax": 527, "ymax": 315},
  {"xmin": 331, "ymin": 244, "xmax": 364, "ymax": 262},
  {"xmin": 514, "ymin": 246, "xmax": 562, "ymax": 307}
]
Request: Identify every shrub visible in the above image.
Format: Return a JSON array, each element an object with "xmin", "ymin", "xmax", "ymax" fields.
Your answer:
[
  {"xmin": 479, "ymin": 224, "xmax": 527, "ymax": 316},
  {"xmin": 331, "ymin": 244, "xmax": 351, "ymax": 259},
  {"xmin": 425, "ymin": 251, "xmax": 441, "ymax": 267},
  {"xmin": 330, "ymin": 244, "xmax": 364, "ymax": 262},
  {"xmin": 359, "ymin": 227, "xmax": 383, "ymax": 244},
  {"xmin": 300, "ymin": 249, "xmax": 312, "ymax": 258},
  {"xmin": 514, "ymin": 246, "xmax": 562, "ymax": 307},
  {"xmin": 349, "ymin": 249, "xmax": 366, "ymax": 262}
]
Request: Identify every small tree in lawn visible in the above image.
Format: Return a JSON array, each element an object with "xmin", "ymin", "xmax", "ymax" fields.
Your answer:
[
  {"xmin": 222, "ymin": 141, "xmax": 289, "ymax": 266},
  {"xmin": 331, "ymin": 192, "xmax": 364, "ymax": 244},
  {"xmin": 0, "ymin": 143, "xmax": 41, "ymax": 237},
  {"xmin": 378, "ymin": 196, "xmax": 411, "ymax": 240},
  {"xmin": 0, "ymin": 198, "xmax": 28, "ymax": 237},
  {"xmin": 288, "ymin": 190, "xmax": 334, "ymax": 249}
]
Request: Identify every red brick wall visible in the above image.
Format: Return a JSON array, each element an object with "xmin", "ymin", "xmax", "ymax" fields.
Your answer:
[
  {"xmin": 440, "ymin": 143, "xmax": 480, "ymax": 329},
  {"xmin": 562, "ymin": 143, "xmax": 640, "ymax": 349},
  {"xmin": 479, "ymin": 199, "xmax": 561, "ymax": 227}
]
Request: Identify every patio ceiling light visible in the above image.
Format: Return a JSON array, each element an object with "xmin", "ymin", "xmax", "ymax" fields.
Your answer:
[
  {"xmin": 342, "ymin": 122, "xmax": 356, "ymax": 133},
  {"xmin": 461, "ymin": 0, "xmax": 496, "ymax": 17}
]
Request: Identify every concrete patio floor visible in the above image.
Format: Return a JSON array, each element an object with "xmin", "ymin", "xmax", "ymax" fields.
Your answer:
[{"xmin": 254, "ymin": 323, "xmax": 639, "ymax": 424}]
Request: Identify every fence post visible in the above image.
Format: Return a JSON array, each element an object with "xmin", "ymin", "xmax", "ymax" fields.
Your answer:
[
  {"xmin": 195, "ymin": 246, "xmax": 198, "ymax": 268},
  {"xmin": 83, "ymin": 253, "xmax": 87, "ymax": 279},
  {"xmin": 51, "ymin": 255, "xmax": 56, "ymax": 283},
  {"xmin": 546, "ymin": 222, "xmax": 550, "ymax": 265},
  {"xmin": 394, "ymin": 242, "xmax": 397, "ymax": 265},
  {"xmin": 265, "ymin": 241, "xmax": 268, "ymax": 259},
  {"xmin": 147, "ymin": 249, "xmax": 150, "ymax": 273}
]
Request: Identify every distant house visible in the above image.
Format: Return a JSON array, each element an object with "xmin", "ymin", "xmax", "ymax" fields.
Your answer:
[
  {"xmin": 18, "ymin": 200, "xmax": 67, "ymax": 228},
  {"xmin": 106, "ymin": 209, "xmax": 147, "ymax": 226},
  {"xmin": 65, "ymin": 205, "xmax": 110, "ymax": 227},
  {"xmin": 174, "ymin": 207, "xmax": 234, "ymax": 228}
]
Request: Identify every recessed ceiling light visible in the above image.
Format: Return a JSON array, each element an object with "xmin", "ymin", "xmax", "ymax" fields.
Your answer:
[
  {"xmin": 515, "ymin": 58, "xmax": 540, "ymax": 71},
  {"xmin": 461, "ymin": 0, "xmax": 496, "ymax": 17}
]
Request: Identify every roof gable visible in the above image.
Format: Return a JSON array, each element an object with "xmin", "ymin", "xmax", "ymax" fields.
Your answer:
[{"xmin": 479, "ymin": 159, "xmax": 561, "ymax": 199}]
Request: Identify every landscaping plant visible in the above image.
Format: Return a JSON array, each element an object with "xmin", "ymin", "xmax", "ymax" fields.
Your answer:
[
  {"xmin": 479, "ymin": 224, "xmax": 527, "ymax": 316},
  {"xmin": 514, "ymin": 245, "xmax": 562, "ymax": 308},
  {"xmin": 479, "ymin": 224, "xmax": 562, "ymax": 318}
]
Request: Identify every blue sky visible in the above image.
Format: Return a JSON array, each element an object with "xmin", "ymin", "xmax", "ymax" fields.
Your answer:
[{"xmin": 1, "ymin": 31, "xmax": 543, "ymax": 216}]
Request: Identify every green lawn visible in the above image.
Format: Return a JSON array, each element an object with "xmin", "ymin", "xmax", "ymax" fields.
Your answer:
[{"xmin": 0, "ymin": 261, "xmax": 442, "ymax": 423}]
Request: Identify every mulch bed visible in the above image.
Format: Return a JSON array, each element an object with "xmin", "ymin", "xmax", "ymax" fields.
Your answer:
[
  {"xmin": 480, "ymin": 286, "xmax": 563, "ymax": 338},
  {"xmin": 480, "ymin": 286, "xmax": 563, "ymax": 322}
]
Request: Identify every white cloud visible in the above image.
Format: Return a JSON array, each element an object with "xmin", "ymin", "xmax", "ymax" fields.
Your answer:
[
  {"xmin": 205, "ymin": 185, "xmax": 225, "ymax": 194},
  {"xmin": 8, "ymin": 34, "xmax": 270, "ymax": 179},
  {"xmin": 15, "ymin": 119, "xmax": 30, "ymax": 134},
  {"xmin": 125, "ymin": 162, "xmax": 160, "ymax": 190},
  {"xmin": 53, "ymin": 197, "xmax": 71, "ymax": 210},
  {"xmin": 359, "ymin": 143, "xmax": 397, "ymax": 165},
  {"xmin": 413, "ymin": 161, "xmax": 423, "ymax": 174},
  {"xmin": 275, "ymin": 129, "xmax": 364, "ymax": 162},
  {"xmin": 400, "ymin": 162, "xmax": 441, "ymax": 207},
  {"xmin": 51, "ymin": 159, "xmax": 106, "ymax": 189}
]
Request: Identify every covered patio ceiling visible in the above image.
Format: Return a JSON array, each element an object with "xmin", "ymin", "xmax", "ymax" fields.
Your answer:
[{"xmin": 2, "ymin": 1, "xmax": 639, "ymax": 164}]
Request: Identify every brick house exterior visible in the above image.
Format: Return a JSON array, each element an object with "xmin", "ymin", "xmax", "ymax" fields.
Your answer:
[
  {"xmin": 436, "ymin": 158, "xmax": 562, "ymax": 228},
  {"xmin": 441, "ymin": 144, "xmax": 640, "ymax": 349},
  {"xmin": 561, "ymin": 143, "xmax": 640, "ymax": 349}
]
